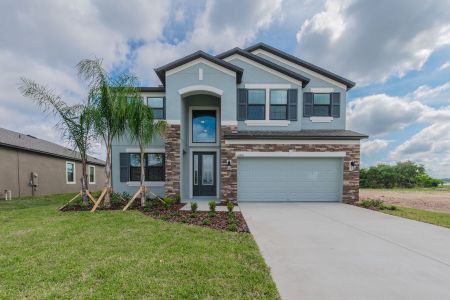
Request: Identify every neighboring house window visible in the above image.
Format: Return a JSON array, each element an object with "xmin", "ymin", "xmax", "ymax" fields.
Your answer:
[
  {"xmin": 127, "ymin": 153, "xmax": 165, "ymax": 182},
  {"xmin": 269, "ymin": 90, "xmax": 288, "ymax": 120},
  {"xmin": 147, "ymin": 97, "xmax": 165, "ymax": 119},
  {"xmin": 146, "ymin": 153, "xmax": 165, "ymax": 181},
  {"xmin": 88, "ymin": 165, "xmax": 95, "ymax": 184},
  {"xmin": 66, "ymin": 162, "xmax": 75, "ymax": 184},
  {"xmin": 247, "ymin": 89, "xmax": 266, "ymax": 120},
  {"xmin": 312, "ymin": 93, "xmax": 332, "ymax": 116},
  {"xmin": 192, "ymin": 110, "xmax": 217, "ymax": 143}
]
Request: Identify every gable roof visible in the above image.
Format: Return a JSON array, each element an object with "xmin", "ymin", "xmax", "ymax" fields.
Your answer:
[
  {"xmin": 245, "ymin": 42, "xmax": 355, "ymax": 90},
  {"xmin": 154, "ymin": 50, "xmax": 243, "ymax": 85},
  {"xmin": 0, "ymin": 127, "xmax": 105, "ymax": 166},
  {"xmin": 216, "ymin": 48, "xmax": 310, "ymax": 87}
]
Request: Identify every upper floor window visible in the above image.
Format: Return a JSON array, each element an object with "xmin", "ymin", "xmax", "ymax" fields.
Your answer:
[
  {"xmin": 66, "ymin": 162, "xmax": 75, "ymax": 184},
  {"xmin": 192, "ymin": 109, "xmax": 217, "ymax": 143},
  {"xmin": 312, "ymin": 93, "xmax": 331, "ymax": 116},
  {"xmin": 147, "ymin": 97, "xmax": 165, "ymax": 119},
  {"xmin": 269, "ymin": 90, "xmax": 288, "ymax": 120},
  {"xmin": 247, "ymin": 89, "xmax": 266, "ymax": 120}
]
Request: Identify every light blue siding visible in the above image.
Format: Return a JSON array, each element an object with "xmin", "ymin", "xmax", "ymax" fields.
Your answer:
[
  {"xmin": 254, "ymin": 52, "xmax": 346, "ymax": 130},
  {"xmin": 237, "ymin": 157, "xmax": 343, "ymax": 202}
]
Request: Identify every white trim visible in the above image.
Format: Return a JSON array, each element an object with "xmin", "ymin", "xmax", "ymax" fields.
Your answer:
[
  {"xmin": 166, "ymin": 58, "xmax": 236, "ymax": 78},
  {"xmin": 225, "ymin": 139, "xmax": 360, "ymax": 145},
  {"xmin": 189, "ymin": 106, "xmax": 220, "ymax": 147},
  {"xmin": 224, "ymin": 54, "xmax": 304, "ymax": 86},
  {"xmin": 199, "ymin": 68, "xmax": 203, "ymax": 80},
  {"xmin": 125, "ymin": 148, "xmax": 165, "ymax": 153},
  {"xmin": 244, "ymin": 83, "xmax": 291, "ymax": 89},
  {"xmin": 65, "ymin": 161, "xmax": 76, "ymax": 184},
  {"xmin": 178, "ymin": 85, "xmax": 224, "ymax": 97},
  {"xmin": 310, "ymin": 116, "xmax": 334, "ymax": 123},
  {"xmin": 88, "ymin": 165, "xmax": 96, "ymax": 184},
  {"xmin": 244, "ymin": 120, "xmax": 290, "ymax": 127},
  {"xmin": 251, "ymin": 49, "xmax": 347, "ymax": 90},
  {"xmin": 221, "ymin": 121, "xmax": 238, "ymax": 126},
  {"xmin": 189, "ymin": 148, "xmax": 220, "ymax": 199},
  {"xmin": 310, "ymin": 87, "xmax": 335, "ymax": 93},
  {"xmin": 236, "ymin": 151, "xmax": 346, "ymax": 158},
  {"xmin": 139, "ymin": 92, "xmax": 165, "ymax": 98},
  {"xmin": 126, "ymin": 181, "xmax": 165, "ymax": 187},
  {"xmin": 167, "ymin": 119, "xmax": 180, "ymax": 125}
]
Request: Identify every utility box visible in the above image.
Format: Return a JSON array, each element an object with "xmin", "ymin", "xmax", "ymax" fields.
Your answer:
[{"xmin": 30, "ymin": 172, "xmax": 39, "ymax": 187}]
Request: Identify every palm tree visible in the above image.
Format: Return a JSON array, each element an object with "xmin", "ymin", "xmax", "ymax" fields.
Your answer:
[
  {"xmin": 77, "ymin": 58, "xmax": 139, "ymax": 206},
  {"xmin": 19, "ymin": 78, "xmax": 94, "ymax": 203},
  {"xmin": 127, "ymin": 98, "xmax": 166, "ymax": 206}
]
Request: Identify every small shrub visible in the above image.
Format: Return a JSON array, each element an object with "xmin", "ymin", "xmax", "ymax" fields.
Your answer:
[
  {"xmin": 190, "ymin": 202, "xmax": 198, "ymax": 213},
  {"xmin": 172, "ymin": 211, "xmax": 182, "ymax": 217},
  {"xmin": 208, "ymin": 211, "xmax": 216, "ymax": 218},
  {"xmin": 228, "ymin": 213, "xmax": 236, "ymax": 223},
  {"xmin": 227, "ymin": 223, "xmax": 237, "ymax": 232},
  {"xmin": 143, "ymin": 207, "xmax": 152, "ymax": 212},
  {"xmin": 174, "ymin": 194, "xmax": 181, "ymax": 204},
  {"xmin": 202, "ymin": 218, "xmax": 211, "ymax": 225},
  {"xmin": 226, "ymin": 201, "xmax": 234, "ymax": 213},
  {"xmin": 190, "ymin": 212, "xmax": 198, "ymax": 218},
  {"xmin": 383, "ymin": 204, "xmax": 397, "ymax": 211},
  {"xmin": 359, "ymin": 199, "xmax": 385, "ymax": 209},
  {"xmin": 208, "ymin": 201, "xmax": 216, "ymax": 212}
]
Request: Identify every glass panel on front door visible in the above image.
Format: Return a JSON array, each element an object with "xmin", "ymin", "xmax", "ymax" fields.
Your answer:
[{"xmin": 193, "ymin": 152, "xmax": 216, "ymax": 197}]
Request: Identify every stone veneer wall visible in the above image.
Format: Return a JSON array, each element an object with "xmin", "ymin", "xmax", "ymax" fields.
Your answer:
[
  {"xmin": 164, "ymin": 124, "xmax": 181, "ymax": 197},
  {"xmin": 220, "ymin": 125, "xmax": 361, "ymax": 204}
]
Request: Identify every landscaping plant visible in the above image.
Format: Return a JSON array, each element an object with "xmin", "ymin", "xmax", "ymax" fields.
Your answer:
[
  {"xmin": 19, "ymin": 78, "xmax": 95, "ymax": 204},
  {"xmin": 227, "ymin": 201, "xmax": 234, "ymax": 213},
  {"xmin": 208, "ymin": 201, "xmax": 216, "ymax": 212},
  {"xmin": 190, "ymin": 202, "xmax": 198, "ymax": 213}
]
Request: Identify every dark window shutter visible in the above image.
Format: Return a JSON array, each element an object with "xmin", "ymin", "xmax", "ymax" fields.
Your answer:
[
  {"xmin": 237, "ymin": 89, "xmax": 247, "ymax": 121},
  {"xmin": 119, "ymin": 153, "xmax": 129, "ymax": 182},
  {"xmin": 331, "ymin": 93, "xmax": 340, "ymax": 118},
  {"xmin": 303, "ymin": 92, "xmax": 313, "ymax": 117},
  {"xmin": 163, "ymin": 97, "xmax": 166, "ymax": 119},
  {"xmin": 288, "ymin": 89, "xmax": 298, "ymax": 121}
]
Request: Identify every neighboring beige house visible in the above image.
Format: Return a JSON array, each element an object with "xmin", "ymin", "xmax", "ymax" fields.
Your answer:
[{"xmin": 0, "ymin": 127, "xmax": 106, "ymax": 198}]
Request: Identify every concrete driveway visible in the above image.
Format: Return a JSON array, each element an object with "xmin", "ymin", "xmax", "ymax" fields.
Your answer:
[{"xmin": 240, "ymin": 203, "xmax": 450, "ymax": 300}]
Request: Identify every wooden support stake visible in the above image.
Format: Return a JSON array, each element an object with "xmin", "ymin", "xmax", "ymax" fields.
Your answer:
[
  {"xmin": 85, "ymin": 190, "xmax": 96, "ymax": 204},
  {"xmin": 59, "ymin": 192, "xmax": 81, "ymax": 210},
  {"xmin": 123, "ymin": 187, "xmax": 142, "ymax": 211},
  {"xmin": 90, "ymin": 187, "xmax": 107, "ymax": 213}
]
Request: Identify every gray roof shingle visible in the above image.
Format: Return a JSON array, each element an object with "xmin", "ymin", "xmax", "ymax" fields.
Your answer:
[{"xmin": 0, "ymin": 127, "xmax": 105, "ymax": 165}]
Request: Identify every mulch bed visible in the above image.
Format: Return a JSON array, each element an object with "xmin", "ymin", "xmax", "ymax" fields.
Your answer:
[{"xmin": 60, "ymin": 200, "xmax": 249, "ymax": 233}]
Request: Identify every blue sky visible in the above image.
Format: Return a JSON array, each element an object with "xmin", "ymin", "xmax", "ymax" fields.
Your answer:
[{"xmin": 1, "ymin": 0, "xmax": 449, "ymax": 177}]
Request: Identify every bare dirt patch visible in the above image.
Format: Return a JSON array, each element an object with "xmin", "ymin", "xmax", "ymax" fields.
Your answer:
[{"xmin": 360, "ymin": 189, "xmax": 450, "ymax": 213}]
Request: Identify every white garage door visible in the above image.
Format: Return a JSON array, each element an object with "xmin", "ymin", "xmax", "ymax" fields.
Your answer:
[{"xmin": 237, "ymin": 157, "xmax": 342, "ymax": 202}]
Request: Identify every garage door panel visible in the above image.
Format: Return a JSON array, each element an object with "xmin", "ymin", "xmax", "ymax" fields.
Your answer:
[{"xmin": 237, "ymin": 157, "xmax": 342, "ymax": 202}]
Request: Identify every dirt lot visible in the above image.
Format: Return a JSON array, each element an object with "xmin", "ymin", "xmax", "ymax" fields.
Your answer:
[{"xmin": 360, "ymin": 189, "xmax": 450, "ymax": 213}]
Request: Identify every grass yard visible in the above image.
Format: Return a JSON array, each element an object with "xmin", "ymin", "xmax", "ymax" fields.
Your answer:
[
  {"xmin": 0, "ymin": 194, "xmax": 279, "ymax": 299},
  {"xmin": 382, "ymin": 206, "xmax": 450, "ymax": 229}
]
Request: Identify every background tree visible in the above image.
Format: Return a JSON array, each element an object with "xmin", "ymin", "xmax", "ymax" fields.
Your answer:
[
  {"xmin": 19, "ymin": 78, "xmax": 94, "ymax": 203},
  {"xmin": 77, "ymin": 58, "xmax": 139, "ymax": 206},
  {"xmin": 127, "ymin": 98, "xmax": 166, "ymax": 206}
]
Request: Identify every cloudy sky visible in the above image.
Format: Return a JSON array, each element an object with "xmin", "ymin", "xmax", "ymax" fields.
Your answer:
[{"xmin": 1, "ymin": 0, "xmax": 450, "ymax": 177}]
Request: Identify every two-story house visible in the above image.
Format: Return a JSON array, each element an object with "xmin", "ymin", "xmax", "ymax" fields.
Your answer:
[{"xmin": 111, "ymin": 43, "xmax": 368, "ymax": 203}]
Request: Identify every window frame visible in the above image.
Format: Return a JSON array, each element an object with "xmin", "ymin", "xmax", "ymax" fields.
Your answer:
[
  {"xmin": 147, "ymin": 97, "xmax": 165, "ymax": 119},
  {"xmin": 66, "ymin": 161, "xmax": 76, "ymax": 184},
  {"xmin": 312, "ymin": 93, "xmax": 332, "ymax": 117},
  {"xmin": 247, "ymin": 89, "xmax": 266, "ymax": 120},
  {"xmin": 269, "ymin": 89, "xmax": 288, "ymax": 120},
  {"xmin": 127, "ymin": 153, "xmax": 165, "ymax": 182},
  {"xmin": 189, "ymin": 107, "xmax": 219, "ymax": 146},
  {"xmin": 88, "ymin": 165, "xmax": 95, "ymax": 184}
]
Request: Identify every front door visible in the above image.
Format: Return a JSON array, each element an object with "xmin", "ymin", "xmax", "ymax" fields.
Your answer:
[{"xmin": 193, "ymin": 152, "xmax": 216, "ymax": 196}]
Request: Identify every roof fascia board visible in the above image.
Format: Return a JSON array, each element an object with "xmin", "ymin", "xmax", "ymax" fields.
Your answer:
[{"xmin": 166, "ymin": 57, "xmax": 237, "ymax": 78}]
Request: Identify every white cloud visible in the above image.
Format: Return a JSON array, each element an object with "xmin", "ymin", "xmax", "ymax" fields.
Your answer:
[
  {"xmin": 295, "ymin": 0, "xmax": 450, "ymax": 84},
  {"xmin": 361, "ymin": 139, "xmax": 391, "ymax": 155},
  {"xmin": 389, "ymin": 123, "xmax": 450, "ymax": 177},
  {"xmin": 406, "ymin": 82, "xmax": 450, "ymax": 106},
  {"xmin": 439, "ymin": 61, "xmax": 450, "ymax": 71}
]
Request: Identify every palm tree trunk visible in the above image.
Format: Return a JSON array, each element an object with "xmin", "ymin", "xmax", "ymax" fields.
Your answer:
[
  {"xmin": 81, "ymin": 157, "xmax": 89, "ymax": 204},
  {"xmin": 140, "ymin": 144, "xmax": 146, "ymax": 207},
  {"xmin": 104, "ymin": 144, "xmax": 112, "ymax": 207}
]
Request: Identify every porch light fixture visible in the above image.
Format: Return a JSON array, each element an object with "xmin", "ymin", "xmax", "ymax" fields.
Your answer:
[
  {"xmin": 226, "ymin": 160, "xmax": 232, "ymax": 171},
  {"xmin": 349, "ymin": 161, "xmax": 357, "ymax": 171}
]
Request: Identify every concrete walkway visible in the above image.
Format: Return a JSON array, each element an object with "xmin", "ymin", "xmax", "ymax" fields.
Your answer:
[{"xmin": 240, "ymin": 202, "xmax": 450, "ymax": 300}]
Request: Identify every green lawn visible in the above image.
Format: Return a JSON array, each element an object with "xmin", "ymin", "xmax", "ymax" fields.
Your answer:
[
  {"xmin": 0, "ymin": 194, "xmax": 279, "ymax": 299},
  {"xmin": 381, "ymin": 206, "xmax": 450, "ymax": 229}
]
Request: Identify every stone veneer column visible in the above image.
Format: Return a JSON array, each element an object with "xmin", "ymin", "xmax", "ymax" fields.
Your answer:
[
  {"xmin": 164, "ymin": 124, "xmax": 181, "ymax": 197},
  {"xmin": 220, "ymin": 136, "xmax": 361, "ymax": 204}
]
